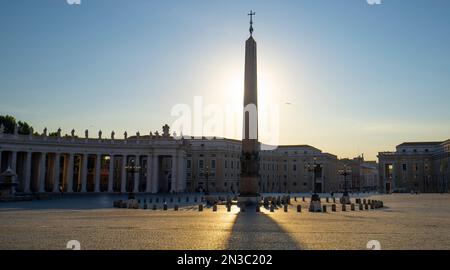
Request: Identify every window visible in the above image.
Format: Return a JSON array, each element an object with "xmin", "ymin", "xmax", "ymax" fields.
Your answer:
[
  {"xmin": 211, "ymin": 159, "xmax": 216, "ymax": 169},
  {"xmin": 402, "ymin": 164, "xmax": 407, "ymax": 171},
  {"xmin": 293, "ymin": 164, "xmax": 297, "ymax": 171},
  {"xmin": 199, "ymin": 159, "xmax": 204, "ymax": 169},
  {"xmin": 187, "ymin": 159, "xmax": 192, "ymax": 169},
  {"xmin": 231, "ymin": 161, "xmax": 234, "ymax": 169},
  {"xmin": 225, "ymin": 160, "xmax": 228, "ymax": 168}
]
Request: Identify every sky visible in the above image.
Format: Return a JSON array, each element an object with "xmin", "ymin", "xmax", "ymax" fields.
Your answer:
[{"xmin": 1, "ymin": 0, "xmax": 450, "ymax": 160}]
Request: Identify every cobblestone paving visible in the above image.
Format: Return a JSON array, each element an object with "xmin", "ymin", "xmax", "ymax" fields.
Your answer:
[{"xmin": 0, "ymin": 194, "xmax": 449, "ymax": 250}]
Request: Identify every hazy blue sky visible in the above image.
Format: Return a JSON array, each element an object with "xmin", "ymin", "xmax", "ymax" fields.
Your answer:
[{"xmin": 1, "ymin": 0, "xmax": 450, "ymax": 160}]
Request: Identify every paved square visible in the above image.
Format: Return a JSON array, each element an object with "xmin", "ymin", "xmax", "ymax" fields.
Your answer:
[{"xmin": 0, "ymin": 194, "xmax": 449, "ymax": 250}]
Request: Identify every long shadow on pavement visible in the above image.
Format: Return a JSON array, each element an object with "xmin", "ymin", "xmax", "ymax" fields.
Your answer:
[{"xmin": 226, "ymin": 211, "xmax": 304, "ymax": 250}]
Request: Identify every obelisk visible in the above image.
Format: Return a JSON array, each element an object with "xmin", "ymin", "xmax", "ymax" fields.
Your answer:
[{"xmin": 239, "ymin": 10, "xmax": 260, "ymax": 206}]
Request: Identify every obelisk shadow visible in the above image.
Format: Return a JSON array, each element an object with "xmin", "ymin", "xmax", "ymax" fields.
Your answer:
[{"xmin": 226, "ymin": 211, "xmax": 304, "ymax": 250}]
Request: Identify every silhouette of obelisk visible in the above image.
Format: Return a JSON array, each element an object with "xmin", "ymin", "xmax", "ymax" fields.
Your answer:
[{"xmin": 238, "ymin": 10, "xmax": 260, "ymax": 206}]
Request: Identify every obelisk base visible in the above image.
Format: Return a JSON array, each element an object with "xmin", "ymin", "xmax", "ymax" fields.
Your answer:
[{"xmin": 237, "ymin": 194, "xmax": 261, "ymax": 208}]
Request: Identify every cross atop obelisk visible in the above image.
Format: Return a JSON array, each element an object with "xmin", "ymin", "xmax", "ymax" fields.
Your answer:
[{"xmin": 248, "ymin": 10, "xmax": 255, "ymax": 36}]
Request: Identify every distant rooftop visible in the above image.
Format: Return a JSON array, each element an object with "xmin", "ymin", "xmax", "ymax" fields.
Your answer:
[{"xmin": 397, "ymin": 141, "xmax": 443, "ymax": 147}]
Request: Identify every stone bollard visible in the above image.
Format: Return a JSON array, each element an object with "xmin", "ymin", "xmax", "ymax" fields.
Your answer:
[
  {"xmin": 270, "ymin": 203, "xmax": 275, "ymax": 212},
  {"xmin": 342, "ymin": 204, "xmax": 346, "ymax": 211},
  {"xmin": 163, "ymin": 203, "xmax": 168, "ymax": 211},
  {"xmin": 297, "ymin": 205, "xmax": 302, "ymax": 213},
  {"xmin": 364, "ymin": 204, "xmax": 369, "ymax": 210},
  {"xmin": 351, "ymin": 203, "xmax": 355, "ymax": 211},
  {"xmin": 359, "ymin": 203, "xmax": 363, "ymax": 210},
  {"xmin": 198, "ymin": 204, "xmax": 203, "ymax": 211},
  {"xmin": 153, "ymin": 204, "xmax": 157, "ymax": 210},
  {"xmin": 322, "ymin": 205, "xmax": 327, "ymax": 213},
  {"xmin": 294, "ymin": 197, "xmax": 297, "ymax": 202},
  {"xmin": 332, "ymin": 204, "xmax": 337, "ymax": 212},
  {"xmin": 284, "ymin": 204, "xmax": 288, "ymax": 212},
  {"xmin": 227, "ymin": 204, "xmax": 231, "ymax": 212},
  {"xmin": 333, "ymin": 197, "xmax": 336, "ymax": 203},
  {"xmin": 174, "ymin": 205, "xmax": 179, "ymax": 211},
  {"xmin": 213, "ymin": 204, "xmax": 217, "ymax": 212}
]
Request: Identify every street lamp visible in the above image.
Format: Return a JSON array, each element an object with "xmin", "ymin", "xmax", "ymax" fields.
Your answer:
[
  {"xmin": 125, "ymin": 158, "xmax": 141, "ymax": 199},
  {"xmin": 305, "ymin": 157, "xmax": 322, "ymax": 212},
  {"xmin": 338, "ymin": 165, "xmax": 352, "ymax": 204}
]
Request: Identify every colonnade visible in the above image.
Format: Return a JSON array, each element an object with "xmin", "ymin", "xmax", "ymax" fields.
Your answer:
[{"xmin": 0, "ymin": 150, "xmax": 186, "ymax": 194}]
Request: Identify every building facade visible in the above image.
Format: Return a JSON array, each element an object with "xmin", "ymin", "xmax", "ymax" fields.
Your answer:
[
  {"xmin": 378, "ymin": 140, "xmax": 450, "ymax": 193},
  {"xmin": 0, "ymin": 125, "xmax": 339, "ymax": 194},
  {"xmin": 338, "ymin": 156, "xmax": 378, "ymax": 192}
]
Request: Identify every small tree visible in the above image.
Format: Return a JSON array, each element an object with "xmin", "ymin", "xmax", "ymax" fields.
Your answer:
[{"xmin": 0, "ymin": 115, "xmax": 33, "ymax": 134}]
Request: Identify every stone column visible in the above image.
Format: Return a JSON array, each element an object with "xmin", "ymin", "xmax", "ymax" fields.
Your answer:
[
  {"xmin": 152, "ymin": 154, "xmax": 158, "ymax": 193},
  {"xmin": 24, "ymin": 152, "xmax": 32, "ymax": 193},
  {"xmin": 95, "ymin": 154, "xmax": 101, "ymax": 192},
  {"xmin": 121, "ymin": 155, "xmax": 127, "ymax": 193},
  {"xmin": 171, "ymin": 154, "xmax": 177, "ymax": 193},
  {"xmin": 52, "ymin": 153, "xmax": 61, "ymax": 193},
  {"xmin": 108, "ymin": 154, "xmax": 115, "ymax": 192},
  {"xmin": 133, "ymin": 155, "xmax": 139, "ymax": 193},
  {"xmin": 11, "ymin": 151, "xmax": 18, "ymax": 193},
  {"xmin": 145, "ymin": 154, "xmax": 152, "ymax": 193},
  {"xmin": 177, "ymin": 154, "xmax": 185, "ymax": 192},
  {"xmin": 66, "ymin": 154, "xmax": 74, "ymax": 193},
  {"xmin": 10, "ymin": 151, "xmax": 18, "ymax": 172},
  {"xmin": 80, "ymin": 154, "xmax": 88, "ymax": 192},
  {"xmin": 38, "ymin": 152, "xmax": 47, "ymax": 193}
]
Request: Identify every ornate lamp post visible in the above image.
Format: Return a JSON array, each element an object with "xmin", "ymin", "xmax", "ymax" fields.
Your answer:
[
  {"xmin": 125, "ymin": 158, "xmax": 141, "ymax": 199},
  {"xmin": 338, "ymin": 165, "xmax": 352, "ymax": 204},
  {"xmin": 305, "ymin": 157, "xmax": 322, "ymax": 212}
]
